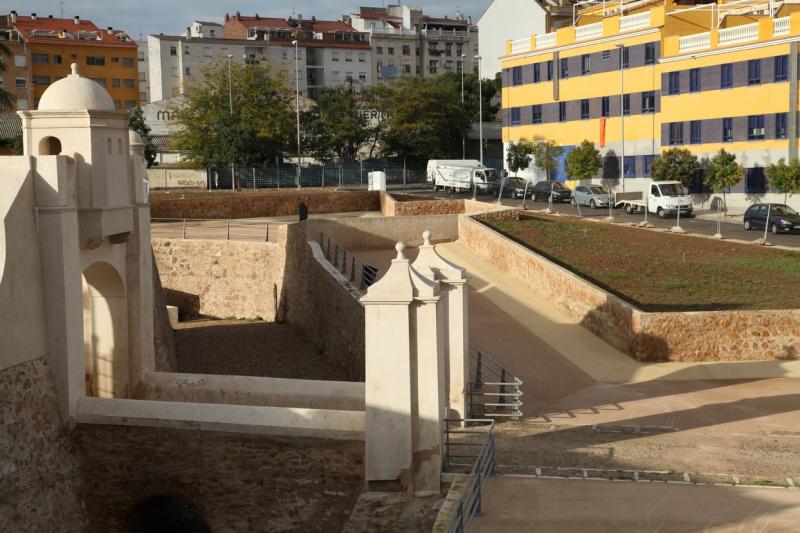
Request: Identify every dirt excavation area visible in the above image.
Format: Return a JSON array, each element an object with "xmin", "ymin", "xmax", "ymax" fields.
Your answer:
[
  {"xmin": 488, "ymin": 214, "xmax": 800, "ymax": 311},
  {"xmin": 173, "ymin": 319, "xmax": 352, "ymax": 381}
]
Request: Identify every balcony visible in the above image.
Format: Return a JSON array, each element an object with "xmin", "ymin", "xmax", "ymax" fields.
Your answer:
[
  {"xmin": 718, "ymin": 22, "xmax": 758, "ymax": 46},
  {"xmin": 535, "ymin": 32, "xmax": 556, "ymax": 50},
  {"xmin": 510, "ymin": 37, "xmax": 531, "ymax": 54},
  {"xmin": 773, "ymin": 16, "xmax": 790, "ymax": 36},
  {"xmin": 575, "ymin": 22, "xmax": 603, "ymax": 41},
  {"xmin": 678, "ymin": 32, "xmax": 711, "ymax": 53},
  {"xmin": 422, "ymin": 28, "xmax": 470, "ymax": 39},
  {"xmin": 619, "ymin": 11, "xmax": 651, "ymax": 31}
]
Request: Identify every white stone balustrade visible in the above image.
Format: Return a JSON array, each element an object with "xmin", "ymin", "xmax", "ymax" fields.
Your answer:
[
  {"xmin": 510, "ymin": 37, "xmax": 531, "ymax": 54},
  {"xmin": 619, "ymin": 11, "xmax": 651, "ymax": 31},
  {"xmin": 575, "ymin": 22, "xmax": 603, "ymax": 41},
  {"xmin": 719, "ymin": 22, "xmax": 759, "ymax": 46},
  {"xmin": 679, "ymin": 32, "xmax": 711, "ymax": 53},
  {"xmin": 536, "ymin": 32, "xmax": 557, "ymax": 50},
  {"xmin": 773, "ymin": 17, "xmax": 790, "ymax": 36}
]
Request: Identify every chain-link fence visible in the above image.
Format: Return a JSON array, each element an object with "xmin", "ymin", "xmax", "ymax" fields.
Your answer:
[{"xmin": 208, "ymin": 159, "xmax": 430, "ymax": 190}]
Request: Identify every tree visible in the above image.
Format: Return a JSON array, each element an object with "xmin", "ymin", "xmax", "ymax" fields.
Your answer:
[
  {"xmin": 649, "ymin": 148, "xmax": 699, "ymax": 186},
  {"xmin": 441, "ymin": 71, "xmax": 501, "ymax": 123},
  {"xmin": 506, "ymin": 140, "xmax": 535, "ymax": 175},
  {"xmin": 565, "ymin": 140, "xmax": 603, "ymax": 181},
  {"xmin": 0, "ymin": 42, "xmax": 12, "ymax": 110},
  {"xmin": 360, "ymin": 84, "xmax": 394, "ymax": 159},
  {"xmin": 171, "ymin": 60, "xmax": 294, "ymax": 168},
  {"xmin": 704, "ymin": 149, "xmax": 743, "ymax": 209},
  {"xmin": 379, "ymin": 77, "xmax": 471, "ymax": 166},
  {"xmin": 128, "ymin": 106, "xmax": 157, "ymax": 167},
  {"xmin": 0, "ymin": 134, "xmax": 23, "ymax": 155},
  {"xmin": 302, "ymin": 87, "xmax": 368, "ymax": 163},
  {"xmin": 531, "ymin": 140, "xmax": 564, "ymax": 180},
  {"xmin": 765, "ymin": 158, "xmax": 800, "ymax": 204}
]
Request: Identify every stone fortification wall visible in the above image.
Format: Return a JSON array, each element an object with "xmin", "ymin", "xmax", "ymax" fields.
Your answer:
[
  {"xmin": 380, "ymin": 191, "xmax": 467, "ymax": 217},
  {"xmin": 0, "ymin": 357, "xmax": 88, "ymax": 532},
  {"xmin": 306, "ymin": 215, "xmax": 459, "ymax": 250},
  {"xmin": 150, "ymin": 190, "xmax": 380, "ymax": 219},
  {"xmin": 76, "ymin": 424, "xmax": 363, "ymax": 532},
  {"xmin": 151, "ymin": 256, "xmax": 176, "ymax": 371},
  {"xmin": 152, "ymin": 230, "xmax": 287, "ymax": 321},
  {"xmin": 459, "ymin": 212, "xmax": 800, "ymax": 362}
]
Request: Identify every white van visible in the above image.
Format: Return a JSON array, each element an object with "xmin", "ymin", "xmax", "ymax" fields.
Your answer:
[
  {"xmin": 426, "ymin": 159, "xmax": 483, "ymax": 183},
  {"xmin": 615, "ymin": 180, "xmax": 693, "ymax": 218},
  {"xmin": 430, "ymin": 165, "xmax": 499, "ymax": 193}
]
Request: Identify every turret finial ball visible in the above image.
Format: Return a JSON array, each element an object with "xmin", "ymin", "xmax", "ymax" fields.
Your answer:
[
  {"xmin": 422, "ymin": 230, "xmax": 432, "ymax": 246},
  {"xmin": 70, "ymin": 63, "xmax": 79, "ymax": 76},
  {"xmin": 395, "ymin": 241, "xmax": 406, "ymax": 260}
]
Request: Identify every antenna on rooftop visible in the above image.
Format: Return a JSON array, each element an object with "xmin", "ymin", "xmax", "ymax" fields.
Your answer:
[{"xmin": 59, "ymin": 1, "xmax": 64, "ymax": 18}]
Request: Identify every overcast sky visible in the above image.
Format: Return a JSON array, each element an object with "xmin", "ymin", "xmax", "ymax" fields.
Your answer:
[{"xmin": 16, "ymin": 1, "xmax": 492, "ymax": 39}]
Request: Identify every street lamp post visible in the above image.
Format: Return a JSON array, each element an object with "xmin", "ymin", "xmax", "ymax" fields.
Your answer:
[
  {"xmin": 226, "ymin": 54, "xmax": 235, "ymax": 190},
  {"xmin": 461, "ymin": 53, "xmax": 466, "ymax": 160},
  {"xmin": 475, "ymin": 55, "xmax": 483, "ymax": 167},
  {"xmin": 292, "ymin": 40, "xmax": 301, "ymax": 189}
]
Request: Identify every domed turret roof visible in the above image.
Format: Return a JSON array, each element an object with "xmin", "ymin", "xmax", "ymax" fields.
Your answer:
[{"xmin": 37, "ymin": 63, "xmax": 115, "ymax": 112}]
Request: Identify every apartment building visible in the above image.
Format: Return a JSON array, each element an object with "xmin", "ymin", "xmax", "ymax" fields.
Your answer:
[
  {"xmin": 0, "ymin": 14, "xmax": 33, "ymax": 110},
  {"xmin": 224, "ymin": 12, "xmax": 373, "ymax": 99},
  {"xmin": 137, "ymin": 40, "xmax": 149, "ymax": 103},
  {"xmin": 501, "ymin": 0, "xmax": 800, "ymax": 206},
  {"xmin": 10, "ymin": 11, "xmax": 139, "ymax": 110},
  {"xmin": 348, "ymin": 5, "xmax": 478, "ymax": 83}
]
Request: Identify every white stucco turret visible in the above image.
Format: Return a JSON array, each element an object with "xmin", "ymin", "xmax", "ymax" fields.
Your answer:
[{"xmin": 38, "ymin": 63, "xmax": 116, "ymax": 112}]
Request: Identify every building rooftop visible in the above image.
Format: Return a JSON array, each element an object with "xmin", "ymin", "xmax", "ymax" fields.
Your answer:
[{"xmin": 11, "ymin": 13, "xmax": 136, "ymax": 47}]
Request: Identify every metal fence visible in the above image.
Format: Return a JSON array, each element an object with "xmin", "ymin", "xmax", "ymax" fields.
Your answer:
[
  {"xmin": 208, "ymin": 159, "xmax": 429, "ymax": 190},
  {"xmin": 468, "ymin": 347, "xmax": 523, "ymax": 420},
  {"xmin": 318, "ymin": 232, "xmax": 379, "ymax": 291},
  {"xmin": 151, "ymin": 218, "xmax": 283, "ymax": 243},
  {"xmin": 443, "ymin": 419, "xmax": 496, "ymax": 533}
]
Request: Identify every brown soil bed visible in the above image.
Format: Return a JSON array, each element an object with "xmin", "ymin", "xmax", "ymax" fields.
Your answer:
[
  {"xmin": 486, "ymin": 214, "xmax": 800, "ymax": 312},
  {"xmin": 174, "ymin": 319, "xmax": 353, "ymax": 381}
]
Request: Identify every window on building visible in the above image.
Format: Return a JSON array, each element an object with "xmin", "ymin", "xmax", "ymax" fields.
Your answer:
[
  {"xmin": 111, "ymin": 56, "xmax": 120, "ymax": 63},
  {"xmin": 210, "ymin": 29, "xmax": 216, "ymax": 37},
  {"xmin": 745, "ymin": 167, "xmax": 767, "ymax": 193},
  {"xmin": 54, "ymin": 54, "xmax": 62, "ymax": 64},
  {"xmin": 404, "ymin": 64, "xmax": 411, "ymax": 74},
  {"xmin": 388, "ymin": 47, "xmax": 394, "ymax": 55},
  {"xmin": 32, "ymin": 53, "xmax": 48, "ymax": 63},
  {"xmin": 532, "ymin": 104, "xmax": 542, "ymax": 124},
  {"xmin": 645, "ymin": 42, "xmax": 656, "ymax": 65},
  {"xmin": 14, "ymin": 55, "xmax": 25, "ymax": 67},
  {"xmin": 689, "ymin": 68, "xmax": 700, "ymax": 92},
  {"xmin": 748, "ymin": 59, "xmax": 761, "ymax": 85},
  {"xmin": 623, "ymin": 94, "xmax": 630, "ymax": 115},
  {"xmin": 359, "ymin": 72, "xmax": 367, "ymax": 81},
  {"xmin": 511, "ymin": 107, "xmax": 521, "ymax": 125},
  {"xmin": 32, "ymin": 76, "xmax": 50, "ymax": 85},
  {"xmin": 581, "ymin": 54, "xmax": 590, "ymax": 75},
  {"xmin": 622, "ymin": 47, "xmax": 629, "ymax": 68},
  {"xmin": 690, "ymin": 120, "xmax": 702, "ymax": 144},
  {"xmin": 345, "ymin": 52, "xmax": 353, "ymax": 62},
  {"xmin": 0, "ymin": 79, "xmax": 3, "ymax": 88},
  {"xmin": 140, "ymin": 91, "xmax": 147, "ymax": 101},
  {"xmin": 580, "ymin": 99, "xmax": 590, "ymax": 119},
  {"xmin": 601, "ymin": 96, "xmax": 610, "ymax": 117},
  {"xmin": 184, "ymin": 46, "xmax": 190, "ymax": 55},
  {"xmin": 183, "ymin": 67, "xmax": 190, "ymax": 76},
  {"xmin": 113, "ymin": 100, "xmax": 121, "ymax": 109},
  {"xmin": 359, "ymin": 52, "xmax": 367, "ymax": 62},
  {"xmin": 402, "ymin": 45, "xmax": 410, "ymax": 56},
  {"xmin": 559, "ymin": 101, "xmax": 567, "ymax": 122},
  {"xmin": 124, "ymin": 101, "xmax": 136, "ymax": 110},
  {"xmin": 170, "ymin": 46, "xmax": 177, "ymax": 56},
  {"xmin": 122, "ymin": 57, "xmax": 134, "ymax": 67},
  {"xmin": 721, "ymin": 63, "xmax": 733, "ymax": 88},
  {"xmin": 668, "ymin": 71, "xmax": 680, "ymax": 95},
  {"xmin": 429, "ymin": 60, "xmax": 437, "ymax": 74},
  {"xmin": 203, "ymin": 47, "xmax": 212, "ymax": 58},
  {"xmin": 124, "ymin": 79, "xmax": 135, "ymax": 88},
  {"xmin": 332, "ymin": 51, "xmax": 340, "ymax": 62},
  {"xmin": 112, "ymin": 78, "xmax": 121, "ymax": 88},
  {"xmin": 546, "ymin": 60, "xmax": 553, "ymax": 81},
  {"xmin": 669, "ymin": 122, "xmax": 684, "ymax": 145},
  {"xmin": 775, "ymin": 55, "xmax": 788, "ymax": 82},
  {"xmin": 171, "ymin": 67, "xmax": 178, "ymax": 77},
  {"xmin": 332, "ymin": 71, "xmax": 340, "ymax": 81},
  {"xmin": 15, "ymin": 77, "xmax": 26, "ymax": 88},
  {"xmin": 560, "ymin": 57, "xmax": 568, "ymax": 79},
  {"xmin": 643, "ymin": 155, "xmax": 654, "ymax": 177},
  {"xmin": 86, "ymin": 56, "xmax": 105, "ymax": 66},
  {"xmin": 376, "ymin": 46, "xmax": 383, "ymax": 54},
  {"xmin": 16, "ymin": 98, "xmax": 29, "ymax": 110},
  {"xmin": 624, "ymin": 156, "xmax": 635, "ymax": 178},
  {"xmin": 641, "ymin": 91, "xmax": 655, "ymax": 113},
  {"xmin": 533, "ymin": 63, "xmax": 540, "ymax": 83},
  {"xmin": 776, "ymin": 112, "xmax": 788, "ymax": 139},
  {"xmin": 723, "ymin": 117, "xmax": 733, "ymax": 142},
  {"xmin": 748, "ymin": 115, "xmax": 765, "ymax": 140},
  {"xmin": 512, "ymin": 66, "xmax": 522, "ymax": 86},
  {"xmin": 602, "ymin": 49, "xmax": 611, "ymax": 61}
]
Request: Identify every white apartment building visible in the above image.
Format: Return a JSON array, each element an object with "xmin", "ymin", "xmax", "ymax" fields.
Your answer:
[
  {"xmin": 348, "ymin": 5, "xmax": 478, "ymax": 83},
  {"xmin": 137, "ymin": 40, "xmax": 149, "ymax": 103}
]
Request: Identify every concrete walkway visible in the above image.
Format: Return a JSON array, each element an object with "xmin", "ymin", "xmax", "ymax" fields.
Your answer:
[
  {"xmin": 437, "ymin": 241, "xmax": 800, "ymax": 382},
  {"xmin": 471, "ymin": 476, "xmax": 800, "ymax": 532}
]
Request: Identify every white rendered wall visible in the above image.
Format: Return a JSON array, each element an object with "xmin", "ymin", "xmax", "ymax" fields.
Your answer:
[{"xmin": 478, "ymin": 0, "xmax": 547, "ymax": 77}]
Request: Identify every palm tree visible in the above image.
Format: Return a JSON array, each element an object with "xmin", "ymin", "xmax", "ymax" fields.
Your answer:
[{"xmin": 0, "ymin": 42, "xmax": 13, "ymax": 110}]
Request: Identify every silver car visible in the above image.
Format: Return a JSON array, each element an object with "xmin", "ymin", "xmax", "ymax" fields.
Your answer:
[{"xmin": 572, "ymin": 185, "xmax": 612, "ymax": 208}]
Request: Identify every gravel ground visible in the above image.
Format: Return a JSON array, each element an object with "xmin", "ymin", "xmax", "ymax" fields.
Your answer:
[{"xmin": 174, "ymin": 319, "xmax": 353, "ymax": 381}]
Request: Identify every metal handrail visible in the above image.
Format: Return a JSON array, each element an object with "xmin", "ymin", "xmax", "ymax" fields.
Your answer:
[
  {"xmin": 317, "ymin": 232, "xmax": 378, "ymax": 292},
  {"xmin": 443, "ymin": 419, "xmax": 496, "ymax": 533},
  {"xmin": 468, "ymin": 347, "xmax": 523, "ymax": 420},
  {"xmin": 150, "ymin": 218, "xmax": 282, "ymax": 242}
]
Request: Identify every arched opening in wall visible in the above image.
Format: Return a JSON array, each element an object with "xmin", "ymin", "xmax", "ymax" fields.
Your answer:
[
  {"xmin": 82, "ymin": 261, "xmax": 129, "ymax": 398},
  {"xmin": 123, "ymin": 495, "xmax": 211, "ymax": 533},
  {"xmin": 38, "ymin": 136, "xmax": 62, "ymax": 155}
]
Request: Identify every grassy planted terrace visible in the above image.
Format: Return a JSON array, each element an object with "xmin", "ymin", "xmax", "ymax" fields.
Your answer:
[{"xmin": 487, "ymin": 214, "xmax": 800, "ymax": 312}]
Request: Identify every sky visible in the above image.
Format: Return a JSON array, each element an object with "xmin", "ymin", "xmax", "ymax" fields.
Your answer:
[{"xmin": 12, "ymin": 1, "xmax": 492, "ymax": 39}]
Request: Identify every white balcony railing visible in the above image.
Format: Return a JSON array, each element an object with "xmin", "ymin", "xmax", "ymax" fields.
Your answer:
[
  {"xmin": 510, "ymin": 37, "xmax": 531, "ymax": 54},
  {"xmin": 575, "ymin": 22, "xmax": 603, "ymax": 41},
  {"xmin": 718, "ymin": 22, "xmax": 759, "ymax": 46},
  {"xmin": 678, "ymin": 31, "xmax": 711, "ymax": 53},
  {"xmin": 536, "ymin": 32, "xmax": 557, "ymax": 49},
  {"xmin": 619, "ymin": 11, "xmax": 651, "ymax": 31},
  {"xmin": 773, "ymin": 16, "xmax": 790, "ymax": 36}
]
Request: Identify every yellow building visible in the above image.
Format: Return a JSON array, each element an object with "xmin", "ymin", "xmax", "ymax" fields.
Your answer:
[
  {"xmin": 12, "ymin": 12, "xmax": 139, "ymax": 111},
  {"xmin": 501, "ymin": 0, "xmax": 800, "ymax": 201}
]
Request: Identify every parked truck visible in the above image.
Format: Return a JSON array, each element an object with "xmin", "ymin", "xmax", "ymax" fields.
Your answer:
[
  {"xmin": 614, "ymin": 180, "xmax": 694, "ymax": 218},
  {"xmin": 426, "ymin": 160, "xmax": 499, "ymax": 194}
]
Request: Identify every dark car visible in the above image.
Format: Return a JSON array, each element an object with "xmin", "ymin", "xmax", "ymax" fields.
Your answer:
[
  {"xmin": 743, "ymin": 203, "xmax": 800, "ymax": 234},
  {"xmin": 532, "ymin": 180, "xmax": 572, "ymax": 202},
  {"xmin": 489, "ymin": 177, "xmax": 529, "ymax": 199}
]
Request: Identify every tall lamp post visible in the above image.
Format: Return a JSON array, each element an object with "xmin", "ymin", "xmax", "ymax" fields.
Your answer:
[
  {"xmin": 292, "ymin": 40, "xmax": 301, "ymax": 189},
  {"xmin": 226, "ymin": 54, "xmax": 235, "ymax": 190},
  {"xmin": 460, "ymin": 53, "xmax": 466, "ymax": 160},
  {"xmin": 475, "ymin": 54, "xmax": 484, "ymax": 167}
]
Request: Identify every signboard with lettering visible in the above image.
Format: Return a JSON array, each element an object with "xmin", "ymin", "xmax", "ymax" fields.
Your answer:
[{"xmin": 142, "ymin": 96, "xmax": 185, "ymax": 136}]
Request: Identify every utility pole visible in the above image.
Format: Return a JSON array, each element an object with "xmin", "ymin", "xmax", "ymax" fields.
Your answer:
[
  {"xmin": 475, "ymin": 54, "xmax": 483, "ymax": 166},
  {"xmin": 293, "ymin": 40, "xmax": 302, "ymax": 188},
  {"xmin": 227, "ymin": 54, "xmax": 235, "ymax": 190}
]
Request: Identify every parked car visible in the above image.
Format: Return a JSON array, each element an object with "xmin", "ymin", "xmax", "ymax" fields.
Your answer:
[
  {"xmin": 532, "ymin": 180, "xmax": 572, "ymax": 202},
  {"xmin": 490, "ymin": 177, "xmax": 529, "ymax": 198},
  {"xmin": 743, "ymin": 203, "xmax": 800, "ymax": 234},
  {"xmin": 572, "ymin": 185, "xmax": 612, "ymax": 209}
]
